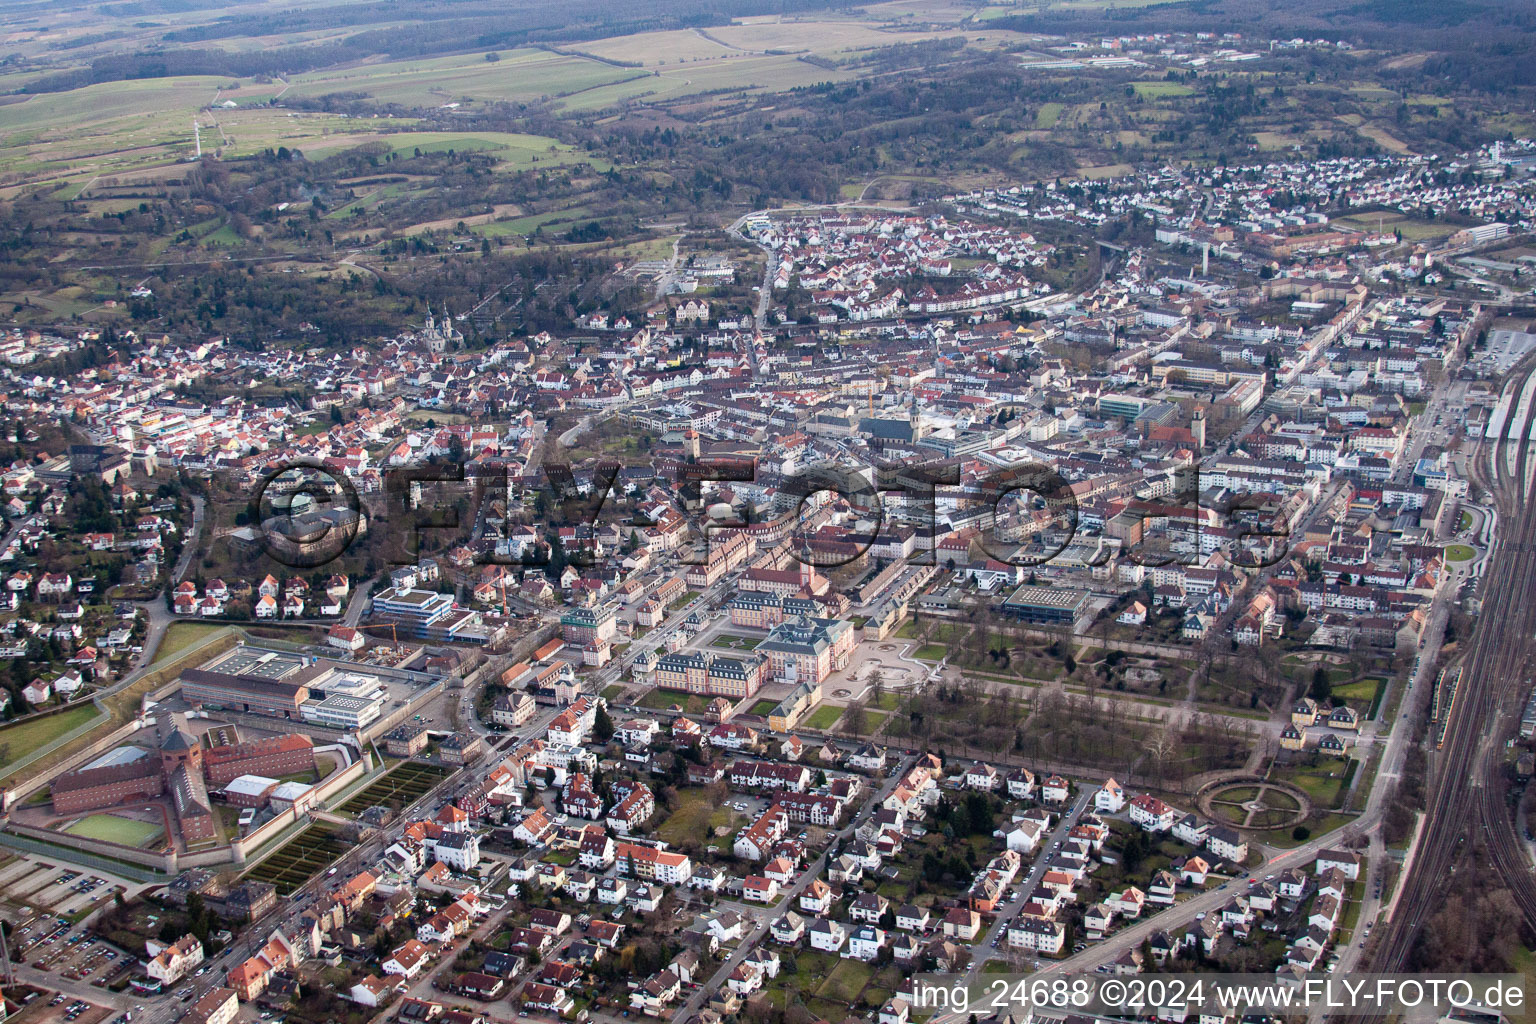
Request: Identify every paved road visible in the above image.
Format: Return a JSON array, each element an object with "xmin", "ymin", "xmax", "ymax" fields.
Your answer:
[
  {"xmin": 170, "ymin": 497, "xmax": 204, "ymax": 586},
  {"xmin": 669, "ymin": 753, "xmax": 919, "ymax": 1024},
  {"xmin": 966, "ymin": 791, "xmax": 1092, "ymax": 977},
  {"xmin": 341, "ymin": 578, "xmax": 373, "ymax": 628}
]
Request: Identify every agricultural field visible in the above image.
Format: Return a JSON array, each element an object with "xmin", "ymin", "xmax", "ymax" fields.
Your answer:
[
  {"xmin": 243, "ymin": 823, "xmax": 352, "ymax": 895},
  {"xmin": 575, "ymin": 21, "xmax": 1026, "ymax": 65},
  {"xmin": 555, "ymin": 53, "xmax": 857, "ymax": 113},
  {"xmin": 284, "ymin": 49, "xmax": 640, "ymax": 108},
  {"xmin": 335, "ymin": 761, "xmax": 452, "ymax": 816}
]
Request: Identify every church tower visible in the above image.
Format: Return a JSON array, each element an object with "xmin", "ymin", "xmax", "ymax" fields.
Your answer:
[{"xmin": 908, "ymin": 391, "xmax": 927, "ymax": 442}]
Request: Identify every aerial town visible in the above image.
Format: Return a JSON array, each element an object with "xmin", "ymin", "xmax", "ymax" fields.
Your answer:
[{"xmin": 1, "ymin": 0, "xmax": 1536, "ymax": 1022}]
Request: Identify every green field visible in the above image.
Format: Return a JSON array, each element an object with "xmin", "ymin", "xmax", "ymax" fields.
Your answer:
[
  {"xmin": 1274, "ymin": 757, "xmax": 1353, "ymax": 808},
  {"xmin": 638, "ymin": 688, "xmax": 708, "ymax": 713},
  {"xmin": 0, "ymin": 705, "xmax": 104, "ymax": 774},
  {"xmin": 655, "ymin": 789, "xmax": 740, "ymax": 847},
  {"xmin": 243, "ymin": 824, "xmax": 352, "ymax": 895},
  {"xmin": 1446, "ymin": 544, "xmax": 1476, "ymax": 562},
  {"xmin": 1332, "ymin": 677, "xmax": 1387, "ymax": 704},
  {"xmin": 62, "ymin": 813, "xmax": 165, "ymax": 847},
  {"xmin": 1132, "ymin": 81, "xmax": 1196, "ymax": 99},
  {"xmin": 152, "ymin": 622, "xmax": 228, "ymax": 665},
  {"xmin": 335, "ymin": 761, "xmax": 452, "ymax": 815},
  {"xmin": 804, "ymin": 704, "xmax": 843, "ymax": 731},
  {"xmin": 749, "ymin": 699, "xmax": 778, "ymax": 717}
]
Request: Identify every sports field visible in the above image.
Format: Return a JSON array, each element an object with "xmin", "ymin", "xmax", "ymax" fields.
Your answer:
[{"xmin": 62, "ymin": 814, "xmax": 165, "ymax": 847}]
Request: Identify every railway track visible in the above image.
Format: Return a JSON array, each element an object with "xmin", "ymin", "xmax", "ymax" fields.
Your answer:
[{"xmin": 1360, "ymin": 362, "xmax": 1536, "ymax": 981}]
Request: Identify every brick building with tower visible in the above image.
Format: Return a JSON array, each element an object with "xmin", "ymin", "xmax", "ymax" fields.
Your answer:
[{"xmin": 48, "ymin": 714, "xmax": 306, "ymax": 846}]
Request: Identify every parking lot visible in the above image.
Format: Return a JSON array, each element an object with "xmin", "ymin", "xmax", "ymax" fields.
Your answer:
[
  {"xmin": 19, "ymin": 912, "xmax": 135, "ymax": 988},
  {"xmin": 15, "ymin": 996, "xmax": 114, "ymax": 1024},
  {"xmin": 0, "ymin": 859, "xmax": 129, "ymax": 922}
]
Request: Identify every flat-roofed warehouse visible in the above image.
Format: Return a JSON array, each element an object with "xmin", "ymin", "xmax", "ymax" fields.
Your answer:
[
  {"xmin": 179, "ymin": 668, "xmax": 316, "ymax": 719},
  {"xmin": 1000, "ymin": 584, "xmax": 1088, "ymax": 627}
]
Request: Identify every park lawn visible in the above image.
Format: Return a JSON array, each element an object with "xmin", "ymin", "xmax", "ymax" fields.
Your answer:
[
  {"xmin": 1274, "ymin": 757, "xmax": 1352, "ymax": 806},
  {"xmin": 870, "ymin": 692, "xmax": 904, "ymax": 712},
  {"xmin": 1445, "ymin": 544, "xmax": 1475, "ymax": 562},
  {"xmin": 656, "ymin": 789, "xmax": 738, "ymax": 847},
  {"xmin": 749, "ymin": 699, "xmax": 778, "ymax": 717},
  {"xmin": 913, "ymin": 644, "xmax": 947, "ymax": 661},
  {"xmin": 601, "ymin": 685, "xmax": 625, "ymax": 701},
  {"xmin": 0, "ymin": 704, "xmax": 103, "ymax": 772},
  {"xmin": 152, "ymin": 622, "xmax": 227, "ymax": 665},
  {"xmin": 804, "ymin": 704, "xmax": 844, "ymax": 731},
  {"xmin": 1333, "ymin": 678, "xmax": 1388, "ymax": 717},
  {"xmin": 63, "ymin": 813, "xmax": 164, "ymax": 846}
]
